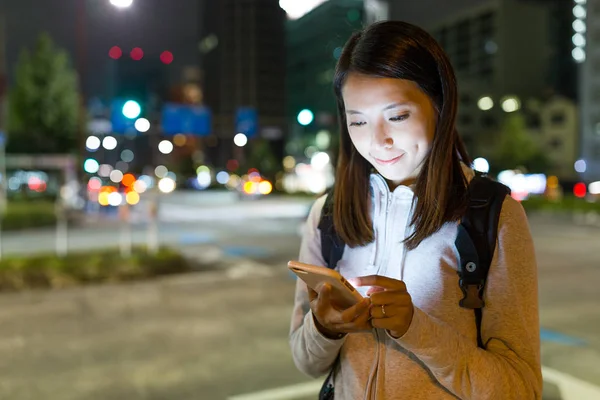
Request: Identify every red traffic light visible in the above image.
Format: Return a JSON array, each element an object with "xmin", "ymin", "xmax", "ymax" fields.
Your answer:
[
  {"xmin": 160, "ymin": 51, "xmax": 174, "ymax": 65},
  {"xmin": 130, "ymin": 47, "xmax": 144, "ymax": 61},
  {"xmin": 109, "ymin": 46, "xmax": 122, "ymax": 60}
]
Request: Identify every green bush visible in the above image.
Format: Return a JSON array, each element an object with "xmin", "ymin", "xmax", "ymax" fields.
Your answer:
[
  {"xmin": 1, "ymin": 201, "xmax": 57, "ymax": 231},
  {"xmin": 0, "ymin": 247, "xmax": 193, "ymax": 292}
]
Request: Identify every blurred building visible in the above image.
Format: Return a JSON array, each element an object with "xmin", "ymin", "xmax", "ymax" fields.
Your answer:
[
  {"xmin": 528, "ymin": 96, "xmax": 579, "ymax": 181},
  {"xmin": 578, "ymin": 0, "xmax": 600, "ymax": 182},
  {"xmin": 286, "ymin": 0, "xmax": 388, "ymax": 153},
  {"xmin": 389, "ymin": 0, "xmax": 578, "ymax": 162},
  {"xmin": 199, "ymin": 0, "xmax": 287, "ymax": 168}
]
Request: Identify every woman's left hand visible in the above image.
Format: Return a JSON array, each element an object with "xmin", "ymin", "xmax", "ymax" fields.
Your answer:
[{"xmin": 351, "ymin": 275, "xmax": 414, "ymax": 338}]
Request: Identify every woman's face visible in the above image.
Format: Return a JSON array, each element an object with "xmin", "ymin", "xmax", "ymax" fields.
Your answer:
[{"xmin": 342, "ymin": 73, "xmax": 437, "ymax": 189}]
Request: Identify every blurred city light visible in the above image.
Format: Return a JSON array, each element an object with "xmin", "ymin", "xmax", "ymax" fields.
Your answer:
[
  {"xmin": 126, "ymin": 191, "xmax": 140, "ymax": 205},
  {"xmin": 110, "ymin": 0, "xmax": 133, "ymax": 7},
  {"xmin": 102, "ymin": 136, "xmax": 118, "ymax": 150},
  {"xmin": 501, "ymin": 97, "xmax": 521, "ymax": 112},
  {"xmin": 297, "ymin": 109, "xmax": 314, "ymax": 126},
  {"xmin": 472, "ymin": 157, "xmax": 490, "ymax": 173},
  {"xmin": 158, "ymin": 177, "xmax": 176, "ymax": 193},
  {"xmin": 574, "ymin": 182, "xmax": 587, "ymax": 198},
  {"xmin": 98, "ymin": 192, "xmax": 110, "ymax": 206},
  {"xmin": 86, "ymin": 136, "xmax": 101, "ymax": 151},
  {"xmin": 88, "ymin": 177, "xmax": 102, "ymax": 191},
  {"xmin": 110, "ymin": 169, "xmax": 124, "ymax": 183},
  {"xmin": 108, "ymin": 192, "xmax": 123, "ymax": 206},
  {"xmin": 283, "ymin": 156, "xmax": 296, "ymax": 170},
  {"xmin": 574, "ymin": 159, "xmax": 587, "ymax": 173},
  {"xmin": 174, "ymin": 134, "xmax": 187, "ymax": 146},
  {"xmin": 574, "ymin": 0, "xmax": 586, "ymax": 4},
  {"xmin": 227, "ymin": 159, "xmax": 240, "ymax": 171},
  {"xmin": 108, "ymin": 46, "xmax": 122, "ymax": 59},
  {"xmin": 573, "ymin": 19, "xmax": 586, "ymax": 33},
  {"xmin": 116, "ymin": 161, "xmax": 129, "ymax": 173},
  {"xmin": 497, "ymin": 170, "xmax": 547, "ymax": 201},
  {"xmin": 311, "ymin": 152, "xmax": 330, "ymax": 170},
  {"xmin": 130, "ymin": 47, "xmax": 144, "ymax": 61},
  {"xmin": 234, "ymin": 133, "xmax": 248, "ymax": 147},
  {"xmin": 135, "ymin": 118, "xmax": 150, "ymax": 132},
  {"xmin": 259, "ymin": 180, "xmax": 273, "ymax": 195},
  {"xmin": 158, "ymin": 140, "xmax": 174, "ymax": 154},
  {"xmin": 316, "ymin": 130, "xmax": 331, "ymax": 149},
  {"xmin": 572, "ymin": 33, "xmax": 586, "ymax": 47},
  {"xmin": 216, "ymin": 171, "xmax": 230, "ymax": 185},
  {"xmin": 197, "ymin": 171, "xmax": 211, "ymax": 189},
  {"xmin": 133, "ymin": 179, "xmax": 148, "ymax": 193},
  {"xmin": 122, "ymin": 173, "xmax": 136, "ymax": 187},
  {"xmin": 98, "ymin": 164, "xmax": 113, "ymax": 177},
  {"xmin": 155, "ymin": 165, "xmax": 168, "ymax": 178},
  {"xmin": 589, "ymin": 181, "xmax": 600, "ymax": 195},
  {"xmin": 84, "ymin": 158, "xmax": 100, "ymax": 174},
  {"xmin": 227, "ymin": 174, "xmax": 241, "ymax": 189},
  {"xmin": 572, "ymin": 47, "xmax": 586, "ymax": 63},
  {"xmin": 573, "ymin": 5, "xmax": 586, "ymax": 19},
  {"xmin": 279, "ymin": 0, "xmax": 328, "ymax": 20},
  {"xmin": 477, "ymin": 96, "xmax": 494, "ymax": 111},
  {"xmin": 160, "ymin": 51, "xmax": 174, "ymax": 65},
  {"xmin": 122, "ymin": 100, "xmax": 141, "ymax": 119},
  {"xmin": 121, "ymin": 149, "xmax": 134, "ymax": 162}
]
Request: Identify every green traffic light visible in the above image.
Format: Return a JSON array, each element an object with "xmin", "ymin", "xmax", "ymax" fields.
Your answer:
[{"xmin": 122, "ymin": 100, "xmax": 141, "ymax": 119}]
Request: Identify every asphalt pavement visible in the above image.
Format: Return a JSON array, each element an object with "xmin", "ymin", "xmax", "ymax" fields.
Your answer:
[{"xmin": 0, "ymin": 194, "xmax": 598, "ymax": 399}]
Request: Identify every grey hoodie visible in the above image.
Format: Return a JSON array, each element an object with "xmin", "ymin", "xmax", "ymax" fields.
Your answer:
[{"xmin": 289, "ymin": 172, "xmax": 542, "ymax": 399}]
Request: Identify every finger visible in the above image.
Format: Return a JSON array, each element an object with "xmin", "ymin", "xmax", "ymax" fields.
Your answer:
[
  {"xmin": 369, "ymin": 290, "xmax": 411, "ymax": 306},
  {"xmin": 308, "ymin": 287, "xmax": 318, "ymax": 302},
  {"xmin": 352, "ymin": 275, "xmax": 407, "ymax": 291},
  {"xmin": 366, "ymin": 286, "xmax": 385, "ymax": 296},
  {"xmin": 339, "ymin": 298, "xmax": 371, "ymax": 323},
  {"xmin": 369, "ymin": 303, "xmax": 408, "ymax": 319}
]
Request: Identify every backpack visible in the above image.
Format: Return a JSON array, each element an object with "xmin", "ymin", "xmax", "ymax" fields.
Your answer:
[{"xmin": 317, "ymin": 174, "xmax": 510, "ymax": 400}]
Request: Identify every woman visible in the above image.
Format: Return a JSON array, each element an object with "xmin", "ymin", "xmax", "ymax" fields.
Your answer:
[{"xmin": 289, "ymin": 21, "xmax": 542, "ymax": 399}]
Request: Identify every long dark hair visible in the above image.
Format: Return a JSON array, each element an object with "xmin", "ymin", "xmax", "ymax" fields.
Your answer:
[{"xmin": 332, "ymin": 21, "xmax": 471, "ymax": 250}]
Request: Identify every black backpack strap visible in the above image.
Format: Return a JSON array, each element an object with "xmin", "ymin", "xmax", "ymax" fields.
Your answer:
[
  {"xmin": 455, "ymin": 174, "xmax": 511, "ymax": 348},
  {"xmin": 318, "ymin": 188, "xmax": 345, "ymax": 270}
]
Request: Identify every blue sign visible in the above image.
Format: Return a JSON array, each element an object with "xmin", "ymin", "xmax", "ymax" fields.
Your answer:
[
  {"xmin": 235, "ymin": 107, "xmax": 258, "ymax": 138},
  {"xmin": 110, "ymin": 99, "xmax": 137, "ymax": 134},
  {"xmin": 161, "ymin": 103, "xmax": 211, "ymax": 136}
]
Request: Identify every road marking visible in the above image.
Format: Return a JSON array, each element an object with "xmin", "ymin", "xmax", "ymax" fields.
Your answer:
[
  {"xmin": 227, "ymin": 380, "xmax": 322, "ymax": 400},
  {"xmin": 540, "ymin": 328, "xmax": 587, "ymax": 346},
  {"xmin": 543, "ymin": 366, "xmax": 600, "ymax": 400},
  {"xmin": 228, "ymin": 367, "xmax": 600, "ymax": 400}
]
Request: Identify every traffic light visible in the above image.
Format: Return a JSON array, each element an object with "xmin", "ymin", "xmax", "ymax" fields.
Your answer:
[{"xmin": 122, "ymin": 100, "xmax": 141, "ymax": 119}]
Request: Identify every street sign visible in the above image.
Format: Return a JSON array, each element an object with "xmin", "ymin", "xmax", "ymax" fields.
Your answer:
[
  {"xmin": 161, "ymin": 103, "xmax": 211, "ymax": 136},
  {"xmin": 110, "ymin": 99, "xmax": 136, "ymax": 134},
  {"xmin": 235, "ymin": 107, "xmax": 258, "ymax": 138}
]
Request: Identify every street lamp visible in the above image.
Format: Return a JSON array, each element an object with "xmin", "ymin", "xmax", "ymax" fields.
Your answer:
[{"xmin": 110, "ymin": 0, "xmax": 133, "ymax": 8}]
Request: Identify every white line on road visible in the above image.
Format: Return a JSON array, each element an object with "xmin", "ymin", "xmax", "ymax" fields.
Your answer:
[
  {"xmin": 228, "ymin": 367, "xmax": 600, "ymax": 400},
  {"xmin": 227, "ymin": 380, "xmax": 322, "ymax": 400},
  {"xmin": 543, "ymin": 366, "xmax": 600, "ymax": 400}
]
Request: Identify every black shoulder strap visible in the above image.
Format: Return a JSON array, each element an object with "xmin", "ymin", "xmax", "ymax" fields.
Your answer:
[
  {"xmin": 455, "ymin": 174, "xmax": 511, "ymax": 348},
  {"xmin": 318, "ymin": 188, "xmax": 345, "ymax": 269}
]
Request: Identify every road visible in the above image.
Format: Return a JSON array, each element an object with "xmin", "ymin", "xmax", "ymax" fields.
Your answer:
[{"xmin": 0, "ymin": 194, "xmax": 598, "ymax": 399}]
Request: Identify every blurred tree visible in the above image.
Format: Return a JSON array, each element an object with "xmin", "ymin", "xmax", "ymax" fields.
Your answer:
[
  {"xmin": 492, "ymin": 113, "xmax": 550, "ymax": 174},
  {"xmin": 7, "ymin": 33, "xmax": 79, "ymax": 154}
]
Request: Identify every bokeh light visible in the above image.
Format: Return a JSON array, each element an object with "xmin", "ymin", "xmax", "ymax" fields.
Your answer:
[
  {"xmin": 108, "ymin": 46, "xmax": 122, "ymax": 59},
  {"xmin": 160, "ymin": 51, "xmax": 174, "ymax": 64},
  {"xmin": 130, "ymin": 47, "xmax": 144, "ymax": 61}
]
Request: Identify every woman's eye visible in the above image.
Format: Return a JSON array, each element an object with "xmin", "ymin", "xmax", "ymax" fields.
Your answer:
[
  {"xmin": 349, "ymin": 121, "xmax": 366, "ymax": 127},
  {"xmin": 389, "ymin": 114, "xmax": 409, "ymax": 122}
]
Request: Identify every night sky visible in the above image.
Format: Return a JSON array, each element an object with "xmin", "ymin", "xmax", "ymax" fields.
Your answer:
[{"xmin": 3, "ymin": 0, "xmax": 200, "ymax": 97}]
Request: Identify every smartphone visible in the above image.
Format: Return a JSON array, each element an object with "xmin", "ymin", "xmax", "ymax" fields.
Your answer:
[{"xmin": 288, "ymin": 260, "xmax": 363, "ymax": 308}]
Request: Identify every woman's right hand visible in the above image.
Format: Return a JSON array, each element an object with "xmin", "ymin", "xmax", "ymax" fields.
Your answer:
[{"xmin": 308, "ymin": 284, "xmax": 372, "ymax": 338}]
